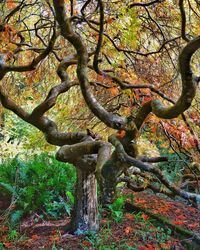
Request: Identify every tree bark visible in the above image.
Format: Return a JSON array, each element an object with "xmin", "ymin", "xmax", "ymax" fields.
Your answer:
[{"xmin": 69, "ymin": 168, "xmax": 99, "ymax": 234}]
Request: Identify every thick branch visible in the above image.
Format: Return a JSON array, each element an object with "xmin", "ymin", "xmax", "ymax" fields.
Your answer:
[
  {"xmin": 53, "ymin": 0, "xmax": 126, "ymax": 130},
  {"xmin": 30, "ymin": 80, "xmax": 78, "ymax": 119},
  {"xmin": 0, "ymin": 86, "xmax": 29, "ymax": 121},
  {"xmin": 129, "ymin": 0, "xmax": 163, "ymax": 8},
  {"xmin": 179, "ymin": 0, "xmax": 190, "ymax": 42},
  {"xmin": 109, "ymin": 134, "xmax": 200, "ymax": 203},
  {"xmin": 151, "ymin": 36, "xmax": 200, "ymax": 118},
  {"xmin": 93, "ymin": 0, "xmax": 104, "ymax": 74},
  {"xmin": 56, "ymin": 140, "xmax": 112, "ymax": 173},
  {"xmin": 120, "ymin": 176, "xmax": 174, "ymax": 197},
  {"xmin": 0, "ymin": 84, "xmax": 88, "ymax": 146}
]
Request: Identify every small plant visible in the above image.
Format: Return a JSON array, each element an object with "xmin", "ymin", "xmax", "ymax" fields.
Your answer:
[
  {"xmin": 156, "ymin": 226, "xmax": 172, "ymax": 245},
  {"xmin": 82, "ymin": 222, "xmax": 113, "ymax": 250},
  {"xmin": 0, "ymin": 242, "xmax": 4, "ymax": 250},
  {"xmin": 7, "ymin": 229, "xmax": 19, "ymax": 241},
  {"xmin": 108, "ymin": 196, "xmax": 125, "ymax": 222}
]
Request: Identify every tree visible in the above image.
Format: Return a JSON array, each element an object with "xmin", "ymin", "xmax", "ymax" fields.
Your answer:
[{"xmin": 0, "ymin": 0, "xmax": 200, "ymax": 234}]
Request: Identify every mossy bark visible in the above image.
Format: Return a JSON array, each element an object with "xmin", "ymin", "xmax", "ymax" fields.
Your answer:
[{"xmin": 70, "ymin": 168, "xmax": 99, "ymax": 234}]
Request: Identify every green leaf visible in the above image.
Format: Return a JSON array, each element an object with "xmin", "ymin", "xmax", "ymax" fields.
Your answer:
[
  {"xmin": 0, "ymin": 182, "xmax": 16, "ymax": 194},
  {"xmin": 10, "ymin": 210, "xmax": 24, "ymax": 223},
  {"xmin": 66, "ymin": 191, "xmax": 74, "ymax": 204}
]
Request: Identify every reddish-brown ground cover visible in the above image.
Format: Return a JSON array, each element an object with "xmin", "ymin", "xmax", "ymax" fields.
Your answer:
[
  {"xmin": 132, "ymin": 191, "xmax": 200, "ymax": 235},
  {"xmin": 0, "ymin": 190, "xmax": 200, "ymax": 249}
]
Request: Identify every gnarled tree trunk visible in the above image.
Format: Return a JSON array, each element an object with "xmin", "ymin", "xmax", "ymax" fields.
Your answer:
[
  {"xmin": 56, "ymin": 145, "xmax": 100, "ymax": 234},
  {"xmin": 70, "ymin": 168, "xmax": 99, "ymax": 234}
]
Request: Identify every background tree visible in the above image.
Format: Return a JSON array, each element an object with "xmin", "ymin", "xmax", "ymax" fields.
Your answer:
[{"xmin": 0, "ymin": 0, "xmax": 200, "ymax": 234}]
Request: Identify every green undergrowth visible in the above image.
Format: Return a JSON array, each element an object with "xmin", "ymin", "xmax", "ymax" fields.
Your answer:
[{"xmin": 0, "ymin": 153, "xmax": 76, "ymax": 223}]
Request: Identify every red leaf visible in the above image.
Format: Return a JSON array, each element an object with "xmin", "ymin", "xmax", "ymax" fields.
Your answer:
[
  {"xmin": 146, "ymin": 244, "xmax": 154, "ymax": 250},
  {"xmin": 176, "ymin": 214, "xmax": 186, "ymax": 220},
  {"xmin": 141, "ymin": 213, "xmax": 149, "ymax": 221},
  {"xmin": 173, "ymin": 220, "xmax": 184, "ymax": 225},
  {"xmin": 83, "ymin": 240, "xmax": 91, "ymax": 247},
  {"xmin": 3, "ymin": 242, "xmax": 13, "ymax": 249}
]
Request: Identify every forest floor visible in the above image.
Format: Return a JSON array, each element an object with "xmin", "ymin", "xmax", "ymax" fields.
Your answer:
[{"xmin": 0, "ymin": 190, "xmax": 200, "ymax": 250}]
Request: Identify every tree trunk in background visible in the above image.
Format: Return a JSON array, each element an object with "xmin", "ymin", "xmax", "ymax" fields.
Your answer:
[
  {"xmin": 100, "ymin": 159, "xmax": 121, "ymax": 206},
  {"xmin": 69, "ymin": 168, "xmax": 99, "ymax": 234}
]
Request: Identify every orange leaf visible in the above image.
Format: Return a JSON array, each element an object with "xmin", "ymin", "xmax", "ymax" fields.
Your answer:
[
  {"xmin": 124, "ymin": 226, "xmax": 133, "ymax": 234},
  {"xmin": 31, "ymin": 234, "xmax": 40, "ymax": 240},
  {"xmin": 151, "ymin": 126, "xmax": 157, "ymax": 133},
  {"xmin": 136, "ymin": 198, "xmax": 147, "ymax": 205},
  {"xmin": 124, "ymin": 213, "xmax": 135, "ymax": 220},
  {"xmin": 100, "ymin": 219, "xmax": 108, "ymax": 224},
  {"xmin": 117, "ymin": 130, "xmax": 126, "ymax": 138},
  {"xmin": 6, "ymin": 0, "xmax": 17, "ymax": 9},
  {"xmin": 107, "ymin": 18, "xmax": 114, "ymax": 24},
  {"xmin": 187, "ymin": 207, "xmax": 196, "ymax": 212},
  {"xmin": 188, "ymin": 223, "xmax": 199, "ymax": 228},
  {"xmin": 109, "ymin": 87, "xmax": 119, "ymax": 96},
  {"xmin": 49, "ymin": 235, "xmax": 60, "ymax": 242}
]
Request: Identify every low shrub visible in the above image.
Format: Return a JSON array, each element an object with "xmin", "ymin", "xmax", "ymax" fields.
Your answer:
[{"xmin": 0, "ymin": 153, "xmax": 76, "ymax": 222}]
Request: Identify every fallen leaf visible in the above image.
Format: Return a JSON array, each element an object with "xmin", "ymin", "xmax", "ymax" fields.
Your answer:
[
  {"xmin": 100, "ymin": 219, "xmax": 108, "ymax": 224},
  {"xmin": 124, "ymin": 226, "xmax": 133, "ymax": 234},
  {"xmin": 3, "ymin": 242, "xmax": 13, "ymax": 249},
  {"xmin": 83, "ymin": 240, "xmax": 91, "ymax": 247},
  {"xmin": 188, "ymin": 223, "xmax": 199, "ymax": 228},
  {"xmin": 124, "ymin": 213, "xmax": 134, "ymax": 220},
  {"xmin": 141, "ymin": 213, "xmax": 149, "ymax": 221},
  {"xmin": 173, "ymin": 220, "xmax": 184, "ymax": 225},
  {"xmin": 146, "ymin": 244, "xmax": 154, "ymax": 250},
  {"xmin": 176, "ymin": 214, "xmax": 186, "ymax": 220},
  {"xmin": 31, "ymin": 234, "xmax": 40, "ymax": 240}
]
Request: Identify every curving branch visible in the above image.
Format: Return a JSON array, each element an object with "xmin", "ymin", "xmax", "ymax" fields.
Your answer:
[
  {"xmin": 120, "ymin": 176, "xmax": 174, "ymax": 197},
  {"xmin": 30, "ymin": 52, "xmax": 80, "ymax": 119},
  {"xmin": 0, "ymin": 29, "xmax": 58, "ymax": 80},
  {"xmin": 151, "ymin": 36, "xmax": 200, "ymax": 118},
  {"xmin": 3, "ymin": 0, "xmax": 25, "ymax": 23},
  {"xmin": 179, "ymin": 0, "xmax": 190, "ymax": 42},
  {"xmin": 93, "ymin": 0, "xmax": 104, "ymax": 74},
  {"xmin": 0, "ymin": 84, "xmax": 88, "ymax": 146},
  {"xmin": 104, "ymin": 33, "xmax": 180, "ymax": 57},
  {"xmin": 56, "ymin": 140, "xmax": 112, "ymax": 173},
  {"xmin": 30, "ymin": 80, "xmax": 78, "ymax": 119},
  {"xmin": 53, "ymin": 0, "xmax": 127, "ymax": 130},
  {"xmin": 129, "ymin": 0, "xmax": 163, "ymax": 8},
  {"xmin": 0, "ymin": 86, "xmax": 29, "ymax": 121},
  {"xmin": 109, "ymin": 134, "xmax": 200, "ymax": 203}
]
